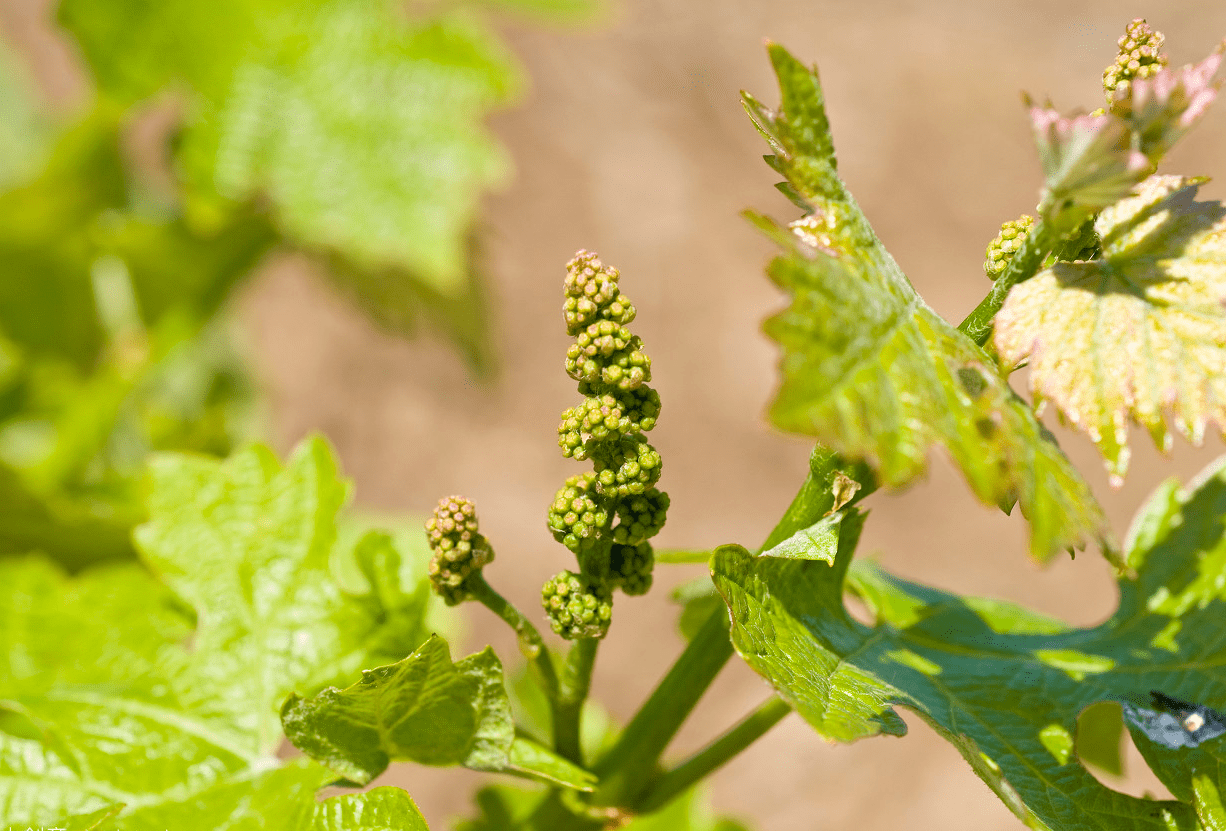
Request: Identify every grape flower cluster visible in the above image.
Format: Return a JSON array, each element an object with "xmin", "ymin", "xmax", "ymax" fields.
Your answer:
[
  {"xmin": 1103, "ymin": 18, "xmax": 1167, "ymax": 107},
  {"xmin": 545, "ymin": 251, "xmax": 669, "ymax": 639},
  {"xmin": 425, "ymin": 495, "xmax": 494, "ymax": 605},
  {"xmin": 983, "ymin": 21, "xmax": 1159, "ymax": 283}
]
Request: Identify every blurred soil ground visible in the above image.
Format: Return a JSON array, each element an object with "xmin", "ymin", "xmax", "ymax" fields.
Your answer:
[{"xmin": 6, "ymin": 1, "xmax": 1226, "ymax": 828}]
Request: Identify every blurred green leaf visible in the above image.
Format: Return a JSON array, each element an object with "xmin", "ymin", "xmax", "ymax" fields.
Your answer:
[
  {"xmin": 61, "ymin": 0, "xmax": 524, "ymax": 339},
  {"xmin": 745, "ymin": 44, "xmax": 1106, "ymax": 559},
  {"xmin": 0, "ymin": 41, "xmax": 50, "ymax": 191},
  {"xmin": 712, "ymin": 454, "xmax": 1226, "ymax": 830}
]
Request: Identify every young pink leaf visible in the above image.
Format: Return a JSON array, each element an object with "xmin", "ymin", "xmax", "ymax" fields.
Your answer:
[{"xmin": 995, "ymin": 175, "xmax": 1226, "ymax": 483}]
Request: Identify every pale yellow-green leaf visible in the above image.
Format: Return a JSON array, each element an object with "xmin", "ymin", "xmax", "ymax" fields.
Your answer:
[{"xmin": 995, "ymin": 175, "xmax": 1226, "ymax": 482}]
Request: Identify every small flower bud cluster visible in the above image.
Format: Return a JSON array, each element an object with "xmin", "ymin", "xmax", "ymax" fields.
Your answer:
[
  {"xmin": 612, "ymin": 490, "xmax": 670, "ymax": 546},
  {"xmin": 1103, "ymin": 19, "xmax": 1167, "ymax": 106},
  {"xmin": 547, "ymin": 473, "xmax": 610, "ymax": 553},
  {"xmin": 564, "ymin": 251, "xmax": 636, "ymax": 335},
  {"xmin": 610, "ymin": 542, "xmax": 654, "ymax": 596},
  {"xmin": 541, "ymin": 570, "xmax": 614, "ymax": 639},
  {"xmin": 544, "ymin": 252, "xmax": 669, "ymax": 639},
  {"xmin": 592, "ymin": 438, "xmax": 663, "ymax": 498},
  {"xmin": 984, "ymin": 215, "xmax": 1034, "ymax": 281},
  {"xmin": 558, "ymin": 386, "xmax": 661, "ymax": 460},
  {"xmin": 426, "ymin": 496, "xmax": 493, "ymax": 606},
  {"xmin": 565, "ymin": 321, "xmax": 651, "ymax": 391}
]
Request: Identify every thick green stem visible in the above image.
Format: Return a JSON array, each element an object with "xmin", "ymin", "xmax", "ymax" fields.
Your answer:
[
  {"xmin": 635, "ymin": 696, "xmax": 792, "ymax": 813},
  {"xmin": 555, "ymin": 637, "xmax": 600, "ymax": 765},
  {"xmin": 467, "ymin": 574, "xmax": 560, "ymax": 703},
  {"xmin": 590, "ymin": 608, "xmax": 734, "ymax": 807},
  {"xmin": 589, "ymin": 447, "xmax": 876, "ymax": 811},
  {"xmin": 958, "ymin": 217, "xmax": 1057, "ymax": 346}
]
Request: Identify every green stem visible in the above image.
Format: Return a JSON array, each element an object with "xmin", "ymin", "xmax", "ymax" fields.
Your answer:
[
  {"xmin": 958, "ymin": 217, "xmax": 1057, "ymax": 346},
  {"xmin": 467, "ymin": 573, "xmax": 560, "ymax": 703},
  {"xmin": 590, "ymin": 608, "xmax": 734, "ymax": 807},
  {"xmin": 555, "ymin": 637, "xmax": 600, "ymax": 765},
  {"xmin": 589, "ymin": 448, "xmax": 876, "ymax": 811},
  {"xmin": 635, "ymin": 696, "xmax": 792, "ymax": 813}
]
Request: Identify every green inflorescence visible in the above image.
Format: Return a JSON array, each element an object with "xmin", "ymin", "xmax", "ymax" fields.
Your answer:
[
  {"xmin": 425, "ymin": 495, "xmax": 494, "ymax": 606},
  {"xmin": 984, "ymin": 215, "xmax": 1034, "ymax": 280},
  {"xmin": 610, "ymin": 542, "xmax": 654, "ymax": 596},
  {"xmin": 541, "ymin": 570, "xmax": 614, "ymax": 639},
  {"xmin": 544, "ymin": 251, "xmax": 669, "ymax": 639},
  {"xmin": 1103, "ymin": 18, "xmax": 1167, "ymax": 107},
  {"xmin": 547, "ymin": 473, "xmax": 610, "ymax": 553}
]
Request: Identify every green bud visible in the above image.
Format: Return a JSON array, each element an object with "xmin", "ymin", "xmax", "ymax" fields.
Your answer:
[
  {"xmin": 425, "ymin": 495, "xmax": 494, "ymax": 606},
  {"xmin": 1103, "ymin": 18, "xmax": 1167, "ymax": 107},
  {"xmin": 565, "ymin": 323, "xmax": 651, "ymax": 391},
  {"xmin": 984, "ymin": 215, "xmax": 1035, "ymax": 281},
  {"xmin": 592, "ymin": 436, "xmax": 663, "ymax": 498},
  {"xmin": 610, "ymin": 542, "xmax": 654, "ymax": 596},
  {"xmin": 558, "ymin": 386, "xmax": 662, "ymax": 460},
  {"xmin": 612, "ymin": 488, "xmax": 670, "ymax": 546},
  {"xmin": 547, "ymin": 473, "xmax": 611, "ymax": 553},
  {"xmin": 541, "ymin": 570, "xmax": 613, "ymax": 639},
  {"xmin": 1052, "ymin": 217, "xmax": 1100, "ymax": 263}
]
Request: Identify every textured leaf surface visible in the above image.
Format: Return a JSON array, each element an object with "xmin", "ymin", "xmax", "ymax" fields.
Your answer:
[
  {"xmin": 746, "ymin": 44, "xmax": 1105, "ymax": 558},
  {"xmin": 1, "ymin": 439, "xmax": 438, "ymax": 828},
  {"xmin": 454, "ymin": 783, "xmax": 749, "ymax": 831},
  {"xmin": 282, "ymin": 636, "xmax": 596, "ymax": 791},
  {"xmin": 61, "ymin": 0, "xmax": 519, "ymax": 296},
  {"xmin": 712, "ymin": 455, "xmax": 1226, "ymax": 830},
  {"xmin": 134, "ymin": 438, "xmax": 429, "ymax": 752},
  {"xmin": 997, "ymin": 175, "xmax": 1226, "ymax": 482}
]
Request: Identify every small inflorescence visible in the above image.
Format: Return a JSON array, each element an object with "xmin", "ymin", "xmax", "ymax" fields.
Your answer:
[
  {"xmin": 541, "ymin": 570, "xmax": 614, "ymax": 639},
  {"xmin": 426, "ymin": 495, "xmax": 493, "ymax": 605},
  {"xmin": 1103, "ymin": 19, "xmax": 1167, "ymax": 107},
  {"xmin": 544, "ymin": 251, "xmax": 669, "ymax": 639},
  {"xmin": 984, "ymin": 215, "xmax": 1034, "ymax": 280}
]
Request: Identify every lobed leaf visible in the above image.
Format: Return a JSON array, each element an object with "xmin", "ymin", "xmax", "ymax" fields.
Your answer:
[
  {"xmin": 712, "ymin": 453, "xmax": 1226, "ymax": 830},
  {"xmin": 746, "ymin": 45, "xmax": 1106, "ymax": 558},
  {"xmin": 282, "ymin": 636, "xmax": 596, "ymax": 791},
  {"xmin": 1, "ymin": 438, "xmax": 440, "ymax": 829},
  {"xmin": 996, "ymin": 175, "xmax": 1226, "ymax": 482}
]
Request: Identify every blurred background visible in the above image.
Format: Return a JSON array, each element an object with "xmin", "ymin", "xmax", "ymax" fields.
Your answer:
[{"xmin": 3, "ymin": 0, "xmax": 1226, "ymax": 828}]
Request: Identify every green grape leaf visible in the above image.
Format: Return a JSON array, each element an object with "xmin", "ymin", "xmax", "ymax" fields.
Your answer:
[
  {"xmin": 0, "ymin": 438, "xmax": 440, "ymax": 828},
  {"xmin": 454, "ymin": 783, "xmax": 750, "ymax": 831},
  {"xmin": 305, "ymin": 788, "xmax": 430, "ymax": 831},
  {"xmin": 61, "ymin": 0, "xmax": 519, "ymax": 299},
  {"xmin": 134, "ymin": 437, "xmax": 430, "ymax": 752},
  {"xmin": 712, "ymin": 453, "xmax": 1226, "ymax": 830},
  {"xmin": 745, "ymin": 44, "xmax": 1105, "ymax": 558},
  {"xmin": 996, "ymin": 174, "xmax": 1226, "ymax": 483},
  {"xmin": 2, "ymin": 804, "xmax": 124, "ymax": 831},
  {"xmin": 282, "ymin": 636, "xmax": 597, "ymax": 791}
]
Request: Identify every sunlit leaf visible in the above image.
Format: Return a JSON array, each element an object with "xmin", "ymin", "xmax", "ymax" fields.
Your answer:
[
  {"xmin": 745, "ymin": 44, "xmax": 1105, "ymax": 558},
  {"xmin": 712, "ymin": 454, "xmax": 1226, "ymax": 830},
  {"xmin": 0, "ymin": 439, "xmax": 441, "ymax": 828},
  {"xmin": 995, "ymin": 174, "xmax": 1226, "ymax": 482}
]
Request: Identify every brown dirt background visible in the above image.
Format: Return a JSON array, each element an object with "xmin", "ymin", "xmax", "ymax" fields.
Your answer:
[{"xmin": 7, "ymin": 1, "xmax": 1226, "ymax": 828}]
